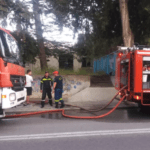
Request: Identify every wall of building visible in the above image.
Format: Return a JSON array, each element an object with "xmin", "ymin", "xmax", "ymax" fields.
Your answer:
[
  {"xmin": 26, "ymin": 54, "xmax": 82, "ymax": 72},
  {"xmin": 30, "ymin": 75, "xmax": 90, "ymax": 100},
  {"xmin": 25, "ymin": 56, "xmax": 59, "ymax": 72},
  {"xmin": 47, "ymin": 56, "xmax": 59, "ymax": 70},
  {"xmin": 73, "ymin": 54, "xmax": 82, "ymax": 71}
]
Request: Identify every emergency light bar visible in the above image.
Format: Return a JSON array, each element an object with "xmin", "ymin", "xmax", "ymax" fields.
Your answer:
[
  {"xmin": 143, "ymin": 48, "xmax": 150, "ymax": 50},
  {"xmin": 117, "ymin": 46, "xmax": 128, "ymax": 50},
  {"xmin": 118, "ymin": 45, "xmax": 150, "ymax": 51},
  {"xmin": 117, "ymin": 46, "xmax": 134, "ymax": 51}
]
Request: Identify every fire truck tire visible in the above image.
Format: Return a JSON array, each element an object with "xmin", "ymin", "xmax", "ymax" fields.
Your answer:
[
  {"xmin": 0, "ymin": 108, "xmax": 5, "ymax": 118},
  {"xmin": 0, "ymin": 108, "xmax": 3, "ymax": 115},
  {"xmin": 109, "ymin": 72, "xmax": 113, "ymax": 76},
  {"xmin": 138, "ymin": 103, "xmax": 145, "ymax": 110}
]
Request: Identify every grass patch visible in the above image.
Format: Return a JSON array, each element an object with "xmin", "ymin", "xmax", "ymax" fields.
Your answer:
[
  {"xmin": 32, "ymin": 67, "xmax": 105, "ymax": 76},
  {"xmin": 32, "ymin": 68, "xmax": 55, "ymax": 75}
]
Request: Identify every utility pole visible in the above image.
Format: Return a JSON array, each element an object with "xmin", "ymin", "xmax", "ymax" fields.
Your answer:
[{"xmin": 32, "ymin": 0, "xmax": 47, "ymax": 70}]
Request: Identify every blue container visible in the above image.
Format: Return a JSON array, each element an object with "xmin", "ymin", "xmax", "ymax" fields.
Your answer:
[{"xmin": 93, "ymin": 52, "xmax": 117, "ymax": 75}]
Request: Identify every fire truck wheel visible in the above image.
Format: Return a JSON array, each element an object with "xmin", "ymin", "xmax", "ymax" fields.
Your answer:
[
  {"xmin": 0, "ymin": 108, "xmax": 4, "ymax": 119},
  {"xmin": 0, "ymin": 108, "xmax": 3, "ymax": 115},
  {"xmin": 109, "ymin": 72, "xmax": 113, "ymax": 76},
  {"xmin": 138, "ymin": 103, "xmax": 145, "ymax": 110}
]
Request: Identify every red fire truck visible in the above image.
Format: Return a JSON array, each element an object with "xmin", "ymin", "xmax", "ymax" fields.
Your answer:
[
  {"xmin": 115, "ymin": 45, "xmax": 150, "ymax": 106},
  {"xmin": 0, "ymin": 27, "xmax": 26, "ymax": 118}
]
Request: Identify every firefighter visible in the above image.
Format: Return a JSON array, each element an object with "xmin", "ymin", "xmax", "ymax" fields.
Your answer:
[
  {"xmin": 40, "ymin": 72, "xmax": 53, "ymax": 108},
  {"xmin": 52, "ymin": 71, "xmax": 64, "ymax": 108}
]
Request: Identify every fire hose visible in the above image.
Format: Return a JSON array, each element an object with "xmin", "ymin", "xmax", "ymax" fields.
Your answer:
[{"xmin": 5, "ymin": 86, "xmax": 127, "ymax": 119}]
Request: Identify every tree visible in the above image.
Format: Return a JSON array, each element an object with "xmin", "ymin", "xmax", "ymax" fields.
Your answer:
[
  {"xmin": 0, "ymin": 0, "xmax": 48, "ymax": 70},
  {"xmin": 12, "ymin": 31, "xmax": 40, "ymax": 64},
  {"xmin": 119, "ymin": 0, "xmax": 134, "ymax": 47},
  {"xmin": 0, "ymin": 0, "xmax": 9, "ymax": 18},
  {"xmin": 32, "ymin": 0, "xmax": 47, "ymax": 70}
]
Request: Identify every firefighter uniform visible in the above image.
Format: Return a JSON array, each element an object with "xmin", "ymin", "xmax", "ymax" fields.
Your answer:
[
  {"xmin": 54, "ymin": 75, "xmax": 64, "ymax": 108},
  {"xmin": 40, "ymin": 76, "xmax": 53, "ymax": 108}
]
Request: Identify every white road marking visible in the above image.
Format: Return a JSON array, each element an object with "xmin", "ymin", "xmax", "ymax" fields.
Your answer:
[
  {"xmin": 1, "ymin": 118, "xmax": 21, "ymax": 121},
  {"xmin": 1, "ymin": 128, "xmax": 150, "ymax": 141}
]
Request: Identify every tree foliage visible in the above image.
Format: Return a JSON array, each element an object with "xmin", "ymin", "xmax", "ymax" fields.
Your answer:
[
  {"xmin": 12, "ymin": 31, "xmax": 39, "ymax": 64},
  {"xmin": 1, "ymin": 0, "xmax": 150, "ymax": 64}
]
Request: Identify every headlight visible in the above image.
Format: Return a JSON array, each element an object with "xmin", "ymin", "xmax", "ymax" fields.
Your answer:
[{"xmin": 9, "ymin": 93, "xmax": 16, "ymax": 101}]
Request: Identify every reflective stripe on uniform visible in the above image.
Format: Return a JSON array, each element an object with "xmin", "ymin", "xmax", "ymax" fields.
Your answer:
[
  {"xmin": 55, "ymin": 100, "xmax": 59, "ymax": 102},
  {"xmin": 42, "ymin": 78, "xmax": 48, "ymax": 81},
  {"xmin": 42, "ymin": 78, "xmax": 51, "ymax": 81},
  {"xmin": 55, "ymin": 98, "xmax": 62, "ymax": 102}
]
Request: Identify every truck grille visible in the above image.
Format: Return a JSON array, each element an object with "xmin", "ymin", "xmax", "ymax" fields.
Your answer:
[
  {"xmin": 18, "ymin": 97, "xmax": 25, "ymax": 102},
  {"xmin": 143, "ymin": 93, "xmax": 150, "ymax": 104},
  {"xmin": 10, "ymin": 75, "xmax": 26, "ymax": 91}
]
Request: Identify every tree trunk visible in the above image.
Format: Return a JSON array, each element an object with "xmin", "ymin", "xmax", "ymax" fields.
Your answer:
[
  {"xmin": 32, "ymin": 0, "xmax": 47, "ymax": 70},
  {"xmin": 16, "ymin": 19, "xmax": 22, "ymax": 36},
  {"xmin": 16, "ymin": 0, "xmax": 22, "ymax": 36},
  {"xmin": 119, "ymin": 0, "xmax": 134, "ymax": 47}
]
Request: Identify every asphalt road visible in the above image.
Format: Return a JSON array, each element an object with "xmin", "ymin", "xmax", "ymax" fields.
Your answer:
[{"xmin": 1, "ymin": 107, "xmax": 150, "ymax": 150}]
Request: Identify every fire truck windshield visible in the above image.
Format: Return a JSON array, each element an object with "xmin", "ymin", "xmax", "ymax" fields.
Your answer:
[{"xmin": 0, "ymin": 30, "xmax": 22, "ymax": 66}]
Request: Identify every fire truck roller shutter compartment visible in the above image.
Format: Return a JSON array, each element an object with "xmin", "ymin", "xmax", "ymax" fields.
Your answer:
[
  {"xmin": 120, "ymin": 60, "xmax": 129, "ymax": 87},
  {"xmin": 143, "ymin": 56, "xmax": 150, "ymax": 89},
  {"xmin": 1, "ymin": 87, "xmax": 26, "ymax": 109}
]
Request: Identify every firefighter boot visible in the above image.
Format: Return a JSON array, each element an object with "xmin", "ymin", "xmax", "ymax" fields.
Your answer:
[
  {"xmin": 60, "ymin": 100, "xmax": 65, "ymax": 108},
  {"xmin": 49, "ymin": 99, "xmax": 53, "ymax": 106},
  {"xmin": 41, "ymin": 101, "xmax": 45, "ymax": 108},
  {"xmin": 55, "ymin": 102, "xmax": 58, "ymax": 108}
]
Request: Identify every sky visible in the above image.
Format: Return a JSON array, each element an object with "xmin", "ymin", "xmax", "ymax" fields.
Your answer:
[
  {"xmin": 4, "ymin": 17, "xmax": 78, "ymax": 46},
  {"xmin": 42, "ymin": 15, "xmax": 78, "ymax": 45}
]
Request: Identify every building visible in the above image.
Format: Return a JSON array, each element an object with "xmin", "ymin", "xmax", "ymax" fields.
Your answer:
[
  {"xmin": 25, "ymin": 35, "xmax": 93, "ymax": 72},
  {"xmin": 25, "ymin": 53, "xmax": 82, "ymax": 72}
]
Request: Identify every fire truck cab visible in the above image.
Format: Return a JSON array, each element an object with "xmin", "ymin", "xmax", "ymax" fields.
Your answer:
[
  {"xmin": 115, "ymin": 45, "xmax": 150, "ymax": 106},
  {"xmin": 0, "ymin": 27, "xmax": 26, "ymax": 118}
]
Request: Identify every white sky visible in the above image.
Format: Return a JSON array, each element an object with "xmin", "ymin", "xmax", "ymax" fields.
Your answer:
[
  {"xmin": 41, "ymin": 13, "xmax": 79, "ymax": 45},
  {"xmin": 4, "ymin": 18, "xmax": 78, "ymax": 46}
]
